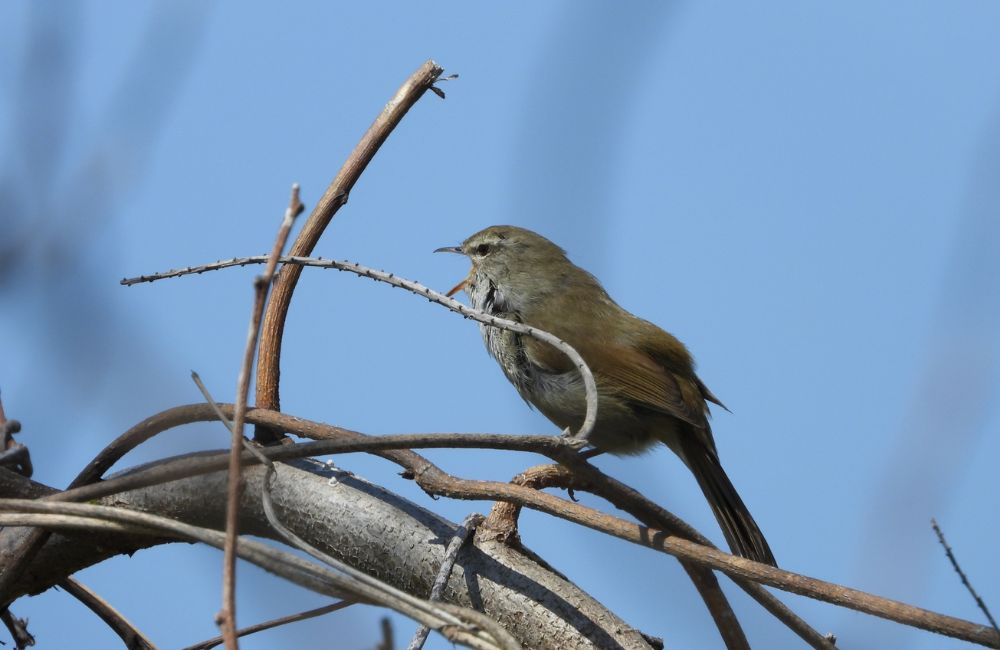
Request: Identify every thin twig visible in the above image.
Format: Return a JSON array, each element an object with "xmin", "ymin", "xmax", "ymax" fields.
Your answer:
[
  {"xmin": 218, "ymin": 184, "xmax": 303, "ymax": 648},
  {"xmin": 122, "ymin": 254, "xmax": 600, "ymax": 442},
  {"xmin": 932, "ymin": 518, "xmax": 999, "ymax": 633},
  {"xmin": 408, "ymin": 513, "xmax": 484, "ymax": 650},
  {"xmin": 59, "ymin": 577, "xmax": 157, "ymax": 650},
  {"xmin": 182, "ymin": 601, "xmax": 355, "ymax": 650},
  {"xmin": 254, "ymin": 59, "xmax": 444, "ymax": 444}
]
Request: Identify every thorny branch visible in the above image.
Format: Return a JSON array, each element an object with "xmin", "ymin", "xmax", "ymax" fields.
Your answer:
[
  {"xmin": 931, "ymin": 519, "xmax": 999, "ymax": 634},
  {"xmin": 121, "ymin": 254, "xmax": 600, "ymax": 442}
]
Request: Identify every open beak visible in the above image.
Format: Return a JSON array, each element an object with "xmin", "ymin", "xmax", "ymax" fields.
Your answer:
[{"xmin": 434, "ymin": 245, "xmax": 469, "ymax": 297}]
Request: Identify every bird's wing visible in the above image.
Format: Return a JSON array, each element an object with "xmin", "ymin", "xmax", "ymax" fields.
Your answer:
[
  {"xmin": 593, "ymin": 344, "xmax": 709, "ymax": 428},
  {"xmin": 522, "ymin": 336, "xmax": 709, "ymax": 429}
]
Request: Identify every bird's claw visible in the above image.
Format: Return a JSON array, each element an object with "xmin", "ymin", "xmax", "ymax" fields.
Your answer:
[{"xmin": 559, "ymin": 428, "xmax": 589, "ymax": 450}]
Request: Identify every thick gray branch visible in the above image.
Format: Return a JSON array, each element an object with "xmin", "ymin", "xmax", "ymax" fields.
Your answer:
[{"xmin": 0, "ymin": 462, "xmax": 652, "ymax": 650}]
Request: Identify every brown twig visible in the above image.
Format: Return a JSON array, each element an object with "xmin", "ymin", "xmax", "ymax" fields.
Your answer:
[
  {"xmin": 217, "ymin": 184, "xmax": 303, "ymax": 648},
  {"xmin": 253, "ymin": 59, "xmax": 444, "ymax": 444},
  {"xmin": 59, "ymin": 577, "xmax": 156, "ymax": 650},
  {"xmin": 408, "ymin": 513, "xmax": 485, "ymax": 650},
  {"xmin": 33, "ymin": 405, "xmax": 997, "ymax": 648},
  {"xmin": 932, "ymin": 518, "xmax": 999, "ymax": 633},
  {"xmin": 182, "ymin": 601, "xmax": 355, "ymax": 650}
]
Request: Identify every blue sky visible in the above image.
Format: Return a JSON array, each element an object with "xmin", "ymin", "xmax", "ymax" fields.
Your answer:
[{"xmin": 2, "ymin": 2, "xmax": 999, "ymax": 648}]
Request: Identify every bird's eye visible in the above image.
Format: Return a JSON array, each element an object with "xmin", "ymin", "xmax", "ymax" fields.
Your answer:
[{"xmin": 476, "ymin": 243, "xmax": 491, "ymax": 256}]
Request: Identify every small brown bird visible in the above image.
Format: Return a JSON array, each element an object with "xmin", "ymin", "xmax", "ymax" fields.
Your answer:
[{"xmin": 437, "ymin": 225, "xmax": 775, "ymax": 566}]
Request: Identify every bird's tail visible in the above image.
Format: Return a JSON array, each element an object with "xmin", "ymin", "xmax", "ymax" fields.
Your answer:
[{"xmin": 681, "ymin": 438, "xmax": 776, "ymax": 566}]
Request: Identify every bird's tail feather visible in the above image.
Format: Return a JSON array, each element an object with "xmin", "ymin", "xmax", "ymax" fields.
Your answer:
[{"xmin": 682, "ymin": 438, "xmax": 776, "ymax": 566}]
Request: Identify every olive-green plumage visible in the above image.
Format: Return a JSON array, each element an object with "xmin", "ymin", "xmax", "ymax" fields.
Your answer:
[{"xmin": 438, "ymin": 225, "xmax": 775, "ymax": 566}]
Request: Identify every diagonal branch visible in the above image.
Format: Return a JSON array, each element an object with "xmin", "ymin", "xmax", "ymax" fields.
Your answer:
[
  {"xmin": 59, "ymin": 577, "xmax": 157, "ymax": 650},
  {"xmin": 932, "ymin": 519, "xmax": 999, "ymax": 634},
  {"xmin": 182, "ymin": 601, "xmax": 355, "ymax": 650}
]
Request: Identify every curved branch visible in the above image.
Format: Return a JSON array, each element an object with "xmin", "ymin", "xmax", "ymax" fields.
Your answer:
[
  {"xmin": 254, "ymin": 59, "xmax": 445, "ymax": 442},
  {"xmin": 58, "ymin": 578, "xmax": 157, "ymax": 650},
  {"xmin": 122, "ymin": 255, "xmax": 600, "ymax": 442}
]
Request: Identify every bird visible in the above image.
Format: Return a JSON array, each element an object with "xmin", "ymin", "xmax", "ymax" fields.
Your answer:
[{"xmin": 436, "ymin": 225, "xmax": 775, "ymax": 566}]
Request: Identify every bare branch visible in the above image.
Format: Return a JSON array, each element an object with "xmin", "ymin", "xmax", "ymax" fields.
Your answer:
[
  {"xmin": 253, "ymin": 60, "xmax": 445, "ymax": 443},
  {"xmin": 122, "ymin": 255, "xmax": 600, "ymax": 442},
  {"xmin": 182, "ymin": 601, "xmax": 355, "ymax": 650},
  {"xmin": 59, "ymin": 577, "xmax": 156, "ymax": 650},
  {"xmin": 408, "ymin": 513, "xmax": 484, "ymax": 650},
  {"xmin": 932, "ymin": 518, "xmax": 999, "ymax": 633}
]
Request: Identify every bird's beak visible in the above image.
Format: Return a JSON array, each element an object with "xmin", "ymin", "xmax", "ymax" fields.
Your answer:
[{"xmin": 435, "ymin": 245, "xmax": 470, "ymax": 297}]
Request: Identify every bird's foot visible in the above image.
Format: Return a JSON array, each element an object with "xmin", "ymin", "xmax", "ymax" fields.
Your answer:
[{"xmin": 559, "ymin": 428, "xmax": 589, "ymax": 451}]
